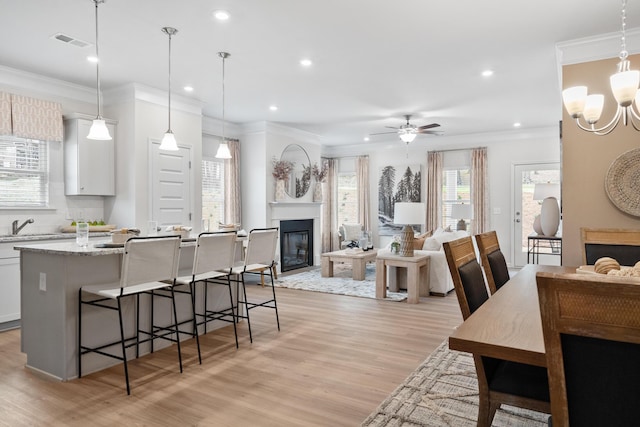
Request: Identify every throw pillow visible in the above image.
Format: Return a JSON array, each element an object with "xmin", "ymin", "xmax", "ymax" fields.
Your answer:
[
  {"xmin": 342, "ymin": 224, "xmax": 363, "ymax": 241},
  {"xmin": 423, "ymin": 236, "xmax": 441, "ymax": 251},
  {"xmin": 414, "ymin": 234, "xmax": 428, "ymax": 250}
]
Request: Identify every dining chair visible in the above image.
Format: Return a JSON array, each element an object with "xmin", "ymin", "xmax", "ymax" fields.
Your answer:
[
  {"xmin": 175, "ymin": 231, "xmax": 239, "ymax": 349},
  {"xmin": 475, "ymin": 230, "xmax": 510, "ymax": 294},
  {"xmin": 227, "ymin": 228, "xmax": 280, "ymax": 343},
  {"xmin": 580, "ymin": 227, "xmax": 640, "ymax": 266},
  {"xmin": 537, "ymin": 272, "xmax": 640, "ymax": 427},
  {"xmin": 443, "ymin": 236, "xmax": 550, "ymax": 427},
  {"xmin": 78, "ymin": 235, "xmax": 183, "ymax": 395}
]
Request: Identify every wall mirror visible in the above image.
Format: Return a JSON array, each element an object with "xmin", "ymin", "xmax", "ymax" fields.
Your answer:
[{"xmin": 281, "ymin": 144, "xmax": 311, "ymax": 198}]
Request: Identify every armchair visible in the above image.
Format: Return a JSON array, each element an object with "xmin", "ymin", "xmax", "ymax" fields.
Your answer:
[{"xmin": 338, "ymin": 223, "xmax": 364, "ymax": 249}]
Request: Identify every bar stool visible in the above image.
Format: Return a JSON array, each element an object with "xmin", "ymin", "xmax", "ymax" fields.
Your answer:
[
  {"xmin": 227, "ymin": 228, "xmax": 279, "ymax": 343},
  {"xmin": 78, "ymin": 235, "xmax": 182, "ymax": 395},
  {"xmin": 174, "ymin": 231, "xmax": 238, "ymax": 349}
]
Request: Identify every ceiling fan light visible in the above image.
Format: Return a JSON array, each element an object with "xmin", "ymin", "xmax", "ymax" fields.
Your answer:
[
  {"xmin": 87, "ymin": 118, "xmax": 112, "ymax": 140},
  {"xmin": 399, "ymin": 132, "xmax": 417, "ymax": 143},
  {"xmin": 215, "ymin": 142, "xmax": 232, "ymax": 159},
  {"xmin": 159, "ymin": 131, "xmax": 179, "ymax": 151}
]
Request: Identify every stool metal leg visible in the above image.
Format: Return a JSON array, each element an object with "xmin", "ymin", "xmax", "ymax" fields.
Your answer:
[{"xmin": 117, "ymin": 296, "xmax": 131, "ymax": 395}]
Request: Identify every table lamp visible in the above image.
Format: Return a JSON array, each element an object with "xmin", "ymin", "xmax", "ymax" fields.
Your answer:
[
  {"xmin": 394, "ymin": 202, "xmax": 425, "ymax": 257},
  {"xmin": 450, "ymin": 203, "xmax": 472, "ymax": 231},
  {"xmin": 533, "ymin": 183, "xmax": 560, "ymax": 236}
]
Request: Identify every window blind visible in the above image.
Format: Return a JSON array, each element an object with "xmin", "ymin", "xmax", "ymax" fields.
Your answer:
[
  {"xmin": 0, "ymin": 137, "xmax": 49, "ymax": 207},
  {"xmin": 202, "ymin": 157, "xmax": 225, "ymax": 227}
]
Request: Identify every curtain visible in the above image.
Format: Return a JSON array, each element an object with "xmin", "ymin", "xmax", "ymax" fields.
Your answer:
[
  {"xmin": 471, "ymin": 147, "xmax": 489, "ymax": 234},
  {"xmin": 356, "ymin": 155, "xmax": 370, "ymax": 232},
  {"xmin": 224, "ymin": 139, "xmax": 242, "ymax": 225},
  {"xmin": 10, "ymin": 94, "xmax": 63, "ymax": 142},
  {"xmin": 321, "ymin": 157, "xmax": 338, "ymax": 252},
  {"xmin": 426, "ymin": 151, "xmax": 443, "ymax": 231},
  {"xmin": 0, "ymin": 92, "xmax": 10, "ymax": 136}
]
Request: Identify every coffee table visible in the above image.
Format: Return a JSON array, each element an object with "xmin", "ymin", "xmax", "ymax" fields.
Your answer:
[{"xmin": 321, "ymin": 249, "xmax": 378, "ymax": 281}]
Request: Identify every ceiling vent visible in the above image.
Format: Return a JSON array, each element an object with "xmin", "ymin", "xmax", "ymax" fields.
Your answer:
[{"xmin": 50, "ymin": 33, "xmax": 92, "ymax": 48}]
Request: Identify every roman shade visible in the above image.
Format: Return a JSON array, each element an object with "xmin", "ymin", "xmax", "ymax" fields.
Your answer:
[{"xmin": 0, "ymin": 92, "xmax": 63, "ymax": 142}]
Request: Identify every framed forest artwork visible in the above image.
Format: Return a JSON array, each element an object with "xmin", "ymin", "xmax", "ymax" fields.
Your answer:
[{"xmin": 378, "ymin": 164, "xmax": 422, "ymax": 236}]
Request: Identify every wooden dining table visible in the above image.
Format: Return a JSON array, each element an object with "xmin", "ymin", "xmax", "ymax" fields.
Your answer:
[{"xmin": 448, "ymin": 264, "xmax": 575, "ymax": 367}]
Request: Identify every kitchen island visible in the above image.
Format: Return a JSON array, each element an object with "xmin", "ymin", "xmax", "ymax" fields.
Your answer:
[{"xmin": 15, "ymin": 239, "xmax": 237, "ymax": 381}]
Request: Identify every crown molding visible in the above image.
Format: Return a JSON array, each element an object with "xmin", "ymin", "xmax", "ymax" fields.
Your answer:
[
  {"xmin": 0, "ymin": 64, "xmax": 94, "ymax": 103},
  {"xmin": 556, "ymin": 27, "xmax": 640, "ymax": 65},
  {"xmin": 202, "ymin": 115, "xmax": 242, "ymax": 138}
]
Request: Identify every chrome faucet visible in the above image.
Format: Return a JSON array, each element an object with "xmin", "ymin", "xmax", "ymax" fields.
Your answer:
[{"xmin": 12, "ymin": 218, "xmax": 34, "ymax": 235}]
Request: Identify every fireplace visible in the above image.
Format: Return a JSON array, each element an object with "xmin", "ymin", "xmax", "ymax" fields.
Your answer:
[{"xmin": 280, "ymin": 219, "xmax": 314, "ymax": 272}]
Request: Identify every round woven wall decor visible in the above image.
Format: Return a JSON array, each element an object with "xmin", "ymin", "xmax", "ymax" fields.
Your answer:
[{"xmin": 605, "ymin": 147, "xmax": 640, "ymax": 217}]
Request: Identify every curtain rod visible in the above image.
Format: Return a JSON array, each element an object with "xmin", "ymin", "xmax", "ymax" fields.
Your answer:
[{"xmin": 428, "ymin": 147, "xmax": 485, "ymax": 154}]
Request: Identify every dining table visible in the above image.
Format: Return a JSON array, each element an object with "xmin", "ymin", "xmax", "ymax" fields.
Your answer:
[{"xmin": 448, "ymin": 264, "xmax": 575, "ymax": 367}]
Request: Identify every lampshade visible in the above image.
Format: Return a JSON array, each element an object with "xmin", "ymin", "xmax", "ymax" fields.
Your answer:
[
  {"xmin": 399, "ymin": 131, "xmax": 417, "ymax": 143},
  {"xmin": 562, "ymin": 86, "xmax": 587, "ymax": 118},
  {"xmin": 583, "ymin": 94, "xmax": 604, "ymax": 124},
  {"xmin": 87, "ymin": 0, "xmax": 112, "ymax": 141},
  {"xmin": 394, "ymin": 202, "xmax": 425, "ymax": 225},
  {"xmin": 87, "ymin": 119, "xmax": 111, "ymax": 140},
  {"xmin": 450, "ymin": 203, "xmax": 472, "ymax": 219},
  {"xmin": 610, "ymin": 69, "xmax": 639, "ymax": 106},
  {"xmin": 215, "ymin": 141, "xmax": 232, "ymax": 159},
  {"xmin": 159, "ymin": 130, "xmax": 178, "ymax": 151},
  {"xmin": 533, "ymin": 183, "xmax": 560, "ymax": 201}
]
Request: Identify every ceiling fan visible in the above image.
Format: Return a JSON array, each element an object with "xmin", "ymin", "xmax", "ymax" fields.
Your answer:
[{"xmin": 371, "ymin": 115, "xmax": 442, "ymax": 144}]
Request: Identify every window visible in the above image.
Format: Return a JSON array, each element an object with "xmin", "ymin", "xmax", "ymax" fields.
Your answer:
[
  {"xmin": 442, "ymin": 168, "xmax": 470, "ymax": 229},
  {"xmin": 337, "ymin": 172, "xmax": 357, "ymax": 225},
  {"xmin": 202, "ymin": 157, "xmax": 225, "ymax": 228},
  {"xmin": 0, "ymin": 137, "xmax": 49, "ymax": 207}
]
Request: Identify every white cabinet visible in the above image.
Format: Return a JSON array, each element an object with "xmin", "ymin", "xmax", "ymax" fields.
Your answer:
[
  {"xmin": 0, "ymin": 244, "xmax": 20, "ymax": 324},
  {"xmin": 64, "ymin": 117, "xmax": 116, "ymax": 196}
]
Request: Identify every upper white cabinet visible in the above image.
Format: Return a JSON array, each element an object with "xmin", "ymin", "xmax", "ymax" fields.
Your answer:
[{"xmin": 64, "ymin": 117, "xmax": 116, "ymax": 196}]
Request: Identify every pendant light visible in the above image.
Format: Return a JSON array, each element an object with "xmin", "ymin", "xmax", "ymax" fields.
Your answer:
[
  {"xmin": 87, "ymin": 0, "xmax": 112, "ymax": 141},
  {"xmin": 215, "ymin": 52, "xmax": 232, "ymax": 159},
  {"xmin": 159, "ymin": 27, "xmax": 179, "ymax": 151}
]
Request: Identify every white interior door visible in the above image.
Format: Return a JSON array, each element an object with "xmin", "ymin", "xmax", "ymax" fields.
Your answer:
[
  {"xmin": 150, "ymin": 141, "xmax": 192, "ymax": 228},
  {"xmin": 513, "ymin": 163, "xmax": 560, "ymax": 267}
]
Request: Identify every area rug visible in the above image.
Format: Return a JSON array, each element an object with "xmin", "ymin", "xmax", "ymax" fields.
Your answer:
[
  {"xmin": 275, "ymin": 264, "xmax": 407, "ymax": 302},
  {"xmin": 362, "ymin": 341, "xmax": 549, "ymax": 426}
]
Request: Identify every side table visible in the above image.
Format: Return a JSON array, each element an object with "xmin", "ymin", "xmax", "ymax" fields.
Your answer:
[{"xmin": 375, "ymin": 252, "xmax": 430, "ymax": 303}]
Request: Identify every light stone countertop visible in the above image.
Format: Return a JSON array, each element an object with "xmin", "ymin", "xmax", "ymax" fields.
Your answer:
[
  {"xmin": 14, "ymin": 237, "xmax": 197, "ymax": 256},
  {"xmin": 0, "ymin": 232, "xmax": 111, "ymax": 244}
]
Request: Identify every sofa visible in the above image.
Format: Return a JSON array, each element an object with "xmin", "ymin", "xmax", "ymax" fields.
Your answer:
[{"xmin": 382, "ymin": 228, "xmax": 468, "ymax": 296}]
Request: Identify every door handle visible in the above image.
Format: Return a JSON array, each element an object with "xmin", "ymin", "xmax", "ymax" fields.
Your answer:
[{"xmin": 515, "ymin": 219, "xmax": 521, "ymax": 223}]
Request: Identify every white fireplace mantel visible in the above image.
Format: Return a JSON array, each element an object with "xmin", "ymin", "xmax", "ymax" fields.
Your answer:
[{"xmin": 269, "ymin": 201, "xmax": 322, "ymax": 267}]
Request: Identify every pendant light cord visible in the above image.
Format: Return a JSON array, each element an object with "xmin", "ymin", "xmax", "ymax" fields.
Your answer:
[
  {"xmin": 620, "ymin": 0, "xmax": 628, "ymax": 60},
  {"xmin": 167, "ymin": 30, "xmax": 172, "ymax": 131},
  {"xmin": 219, "ymin": 52, "xmax": 230, "ymax": 143},
  {"xmin": 94, "ymin": 0, "xmax": 103, "ymax": 119}
]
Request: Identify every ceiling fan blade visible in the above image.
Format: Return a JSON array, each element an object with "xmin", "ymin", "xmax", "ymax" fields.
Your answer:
[
  {"xmin": 384, "ymin": 126, "xmax": 400, "ymax": 130},
  {"xmin": 417, "ymin": 123, "xmax": 440, "ymax": 130},
  {"xmin": 370, "ymin": 131, "xmax": 399, "ymax": 136},
  {"xmin": 416, "ymin": 130, "xmax": 444, "ymax": 135}
]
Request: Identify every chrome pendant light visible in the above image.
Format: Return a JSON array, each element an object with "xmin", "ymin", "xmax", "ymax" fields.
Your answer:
[
  {"xmin": 159, "ymin": 27, "xmax": 179, "ymax": 151},
  {"xmin": 87, "ymin": 0, "xmax": 112, "ymax": 140},
  {"xmin": 215, "ymin": 52, "xmax": 232, "ymax": 159},
  {"xmin": 562, "ymin": 0, "xmax": 640, "ymax": 135}
]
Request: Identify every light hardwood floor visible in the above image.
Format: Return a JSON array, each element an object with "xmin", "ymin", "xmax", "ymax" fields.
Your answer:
[{"xmin": 0, "ymin": 282, "xmax": 462, "ymax": 426}]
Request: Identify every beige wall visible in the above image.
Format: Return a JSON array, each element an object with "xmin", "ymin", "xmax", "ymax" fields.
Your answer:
[{"xmin": 562, "ymin": 53, "xmax": 640, "ymax": 266}]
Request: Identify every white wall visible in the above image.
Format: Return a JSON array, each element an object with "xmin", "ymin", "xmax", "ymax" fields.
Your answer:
[{"xmin": 323, "ymin": 126, "xmax": 560, "ymax": 266}]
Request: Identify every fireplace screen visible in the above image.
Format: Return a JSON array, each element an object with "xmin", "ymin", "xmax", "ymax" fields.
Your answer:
[{"xmin": 280, "ymin": 219, "xmax": 313, "ymax": 272}]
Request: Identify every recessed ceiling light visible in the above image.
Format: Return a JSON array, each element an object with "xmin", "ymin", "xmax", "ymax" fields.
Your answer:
[
  {"xmin": 364, "ymin": 137, "xmax": 370, "ymax": 142},
  {"xmin": 269, "ymin": 105, "xmax": 278, "ymax": 111},
  {"xmin": 482, "ymin": 70, "xmax": 494, "ymax": 77},
  {"xmin": 184, "ymin": 86, "xmax": 194, "ymax": 92},
  {"xmin": 513, "ymin": 122, "xmax": 521, "ymax": 127},
  {"xmin": 214, "ymin": 10, "xmax": 230, "ymax": 20},
  {"xmin": 87, "ymin": 55, "xmax": 98, "ymax": 63},
  {"xmin": 300, "ymin": 58, "xmax": 313, "ymax": 67}
]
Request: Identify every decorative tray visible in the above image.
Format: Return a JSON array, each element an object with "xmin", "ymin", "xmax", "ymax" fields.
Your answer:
[{"xmin": 60, "ymin": 224, "xmax": 117, "ymax": 233}]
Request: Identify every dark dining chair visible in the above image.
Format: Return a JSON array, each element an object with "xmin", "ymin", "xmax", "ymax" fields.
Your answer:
[
  {"xmin": 537, "ymin": 272, "xmax": 640, "ymax": 427},
  {"xmin": 444, "ymin": 236, "xmax": 550, "ymax": 427},
  {"xmin": 475, "ymin": 230, "xmax": 510, "ymax": 294}
]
